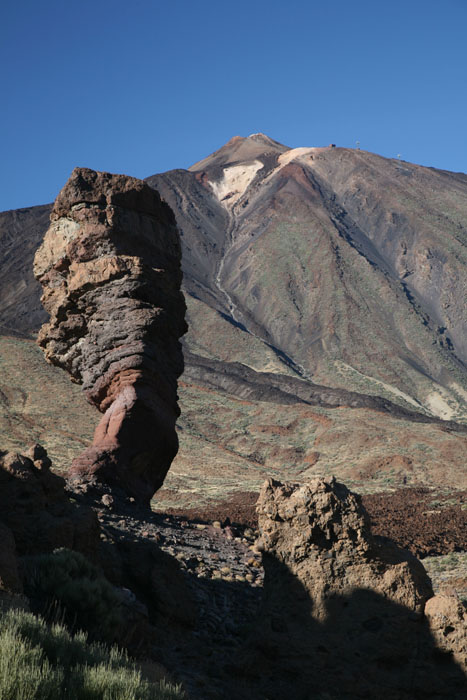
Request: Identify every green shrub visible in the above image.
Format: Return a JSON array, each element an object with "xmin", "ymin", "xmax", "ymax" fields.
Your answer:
[
  {"xmin": 0, "ymin": 607, "xmax": 185, "ymax": 700},
  {"xmin": 22, "ymin": 549, "xmax": 122, "ymax": 642}
]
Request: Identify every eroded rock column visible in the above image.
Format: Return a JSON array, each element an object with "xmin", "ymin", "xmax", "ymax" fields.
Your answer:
[{"xmin": 34, "ymin": 167, "xmax": 186, "ymax": 503}]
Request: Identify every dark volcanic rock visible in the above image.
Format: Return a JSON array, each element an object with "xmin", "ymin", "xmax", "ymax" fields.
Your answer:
[
  {"xmin": 184, "ymin": 351, "xmax": 467, "ymax": 430},
  {"xmin": 34, "ymin": 168, "xmax": 187, "ymax": 503},
  {"xmin": 0, "ymin": 446, "xmax": 99, "ymax": 560},
  {"xmin": 242, "ymin": 477, "xmax": 467, "ymax": 699},
  {"xmin": 363, "ymin": 488, "xmax": 467, "ymax": 557}
]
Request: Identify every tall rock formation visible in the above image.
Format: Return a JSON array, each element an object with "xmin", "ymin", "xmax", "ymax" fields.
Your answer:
[
  {"xmin": 34, "ymin": 168, "xmax": 186, "ymax": 503},
  {"xmin": 244, "ymin": 477, "xmax": 467, "ymax": 699}
]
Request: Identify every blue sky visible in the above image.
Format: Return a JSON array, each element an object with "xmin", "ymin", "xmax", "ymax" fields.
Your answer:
[{"xmin": 1, "ymin": 0, "xmax": 466, "ymax": 210}]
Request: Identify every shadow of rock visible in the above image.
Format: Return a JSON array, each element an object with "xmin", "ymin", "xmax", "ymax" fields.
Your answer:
[
  {"xmin": 0, "ymin": 448, "xmax": 197, "ymax": 656},
  {"xmin": 238, "ymin": 561, "xmax": 466, "ymax": 699},
  {"xmin": 0, "ymin": 521, "xmax": 22, "ymax": 593}
]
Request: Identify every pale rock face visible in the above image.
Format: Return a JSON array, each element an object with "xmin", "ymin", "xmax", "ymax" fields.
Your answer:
[
  {"xmin": 34, "ymin": 167, "xmax": 187, "ymax": 503},
  {"xmin": 277, "ymin": 146, "xmax": 316, "ymax": 168},
  {"xmin": 209, "ymin": 160, "xmax": 263, "ymax": 209}
]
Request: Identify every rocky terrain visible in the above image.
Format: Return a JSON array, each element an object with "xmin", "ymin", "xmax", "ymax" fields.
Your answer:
[
  {"xmin": 239, "ymin": 477, "xmax": 466, "ymax": 699},
  {"xmin": 0, "ymin": 446, "xmax": 99, "ymax": 571},
  {"xmin": 0, "ymin": 146, "xmax": 466, "ymax": 697},
  {"xmin": 34, "ymin": 168, "xmax": 186, "ymax": 502},
  {"xmin": 1, "ymin": 447, "xmax": 465, "ymax": 699}
]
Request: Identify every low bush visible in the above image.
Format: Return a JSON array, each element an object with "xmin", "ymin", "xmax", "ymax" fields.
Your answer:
[
  {"xmin": 0, "ymin": 607, "xmax": 184, "ymax": 700},
  {"xmin": 22, "ymin": 548, "xmax": 122, "ymax": 642}
]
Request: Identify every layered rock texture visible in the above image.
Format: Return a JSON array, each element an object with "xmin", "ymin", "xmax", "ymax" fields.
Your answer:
[
  {"xmin": 245, "ymin": 477, "xmax": 467, "ymax": 699},
  {"xmin": 34, "ymin": 168, "xmax": 186, "ymax": 502}
]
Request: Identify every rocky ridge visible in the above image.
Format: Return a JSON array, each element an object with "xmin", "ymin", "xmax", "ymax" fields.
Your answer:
[{"xmin": 33, "ymin": 168, "xmax": 186, "ymax": 503}]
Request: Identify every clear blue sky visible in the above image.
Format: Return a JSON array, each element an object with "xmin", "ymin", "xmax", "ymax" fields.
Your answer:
[{"xmin": 1, "ymin": 0, "xmax": 466, "ymax": 211}]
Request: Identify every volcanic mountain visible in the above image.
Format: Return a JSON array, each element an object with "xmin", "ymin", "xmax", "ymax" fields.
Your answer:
[
  {"xmin": 148, "ymin": 133, "xmax": 467, "ymax": 418},
  {"xmin": 0, "ymin": 134, "xmax": 466, "ymax": 509}
]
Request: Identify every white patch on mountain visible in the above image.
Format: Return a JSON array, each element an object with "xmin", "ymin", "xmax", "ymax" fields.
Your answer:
[
  {"xmin": 277, "ymin": 147, "xmax": 317, "ymax": 167},
  {"xmin": 209, "ymin": 160, "xmax": 263, "ymax": 208}
]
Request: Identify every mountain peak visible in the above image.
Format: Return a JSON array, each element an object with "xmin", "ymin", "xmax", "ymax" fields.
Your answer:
[
  {"xmin": 247, "ymin": 132, "xmax": 281, "ymax": 144},
  {"xmin": 189, "ymin": 133, "xmax": 289, "ymax": 172}
]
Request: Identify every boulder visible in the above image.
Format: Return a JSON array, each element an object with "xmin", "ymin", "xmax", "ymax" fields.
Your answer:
[
  {"xmin": 256, "ymin": 476, "xmax": 433, "ymax": 614},
  {"xmin": 34, "ymin": 168, "xmax": 187, "ymax": 503},
  {"xmin": 425, "ymin": 592, "xmax": 467, "ymax": 671}
]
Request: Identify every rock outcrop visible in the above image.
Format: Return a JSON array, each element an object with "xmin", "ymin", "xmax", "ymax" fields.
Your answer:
[
  {"xmin": 243, "ymin": 477, "xmax": 466, "ymax": 699},
  {"xmin": 34, "ymin": 168, "xmax": 186, "ymax": 503},
  {"xmin": 0, "ymin": 446, "xmax": 99, "ymax": 561},
  {"xmin": 257, "ymin": 476, "xmax": 433, "ymax": 613}
]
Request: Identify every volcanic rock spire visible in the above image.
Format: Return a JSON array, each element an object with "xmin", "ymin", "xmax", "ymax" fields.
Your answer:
[{"xmin": 34, "ymin": 167, "xmax": 187, "ymax": 503}]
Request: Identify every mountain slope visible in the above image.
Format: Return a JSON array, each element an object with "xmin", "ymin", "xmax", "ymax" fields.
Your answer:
[
  {"xmin": 2, "ymin": 136, "xmax": 465, "ymax": 420},
  {"xmin": 0, "ymin": 204, "xmax": 51, "ymax": 336},
  {"xmin": 148, "ymin": 135, "xmax": 467, "ymax": 420}
]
